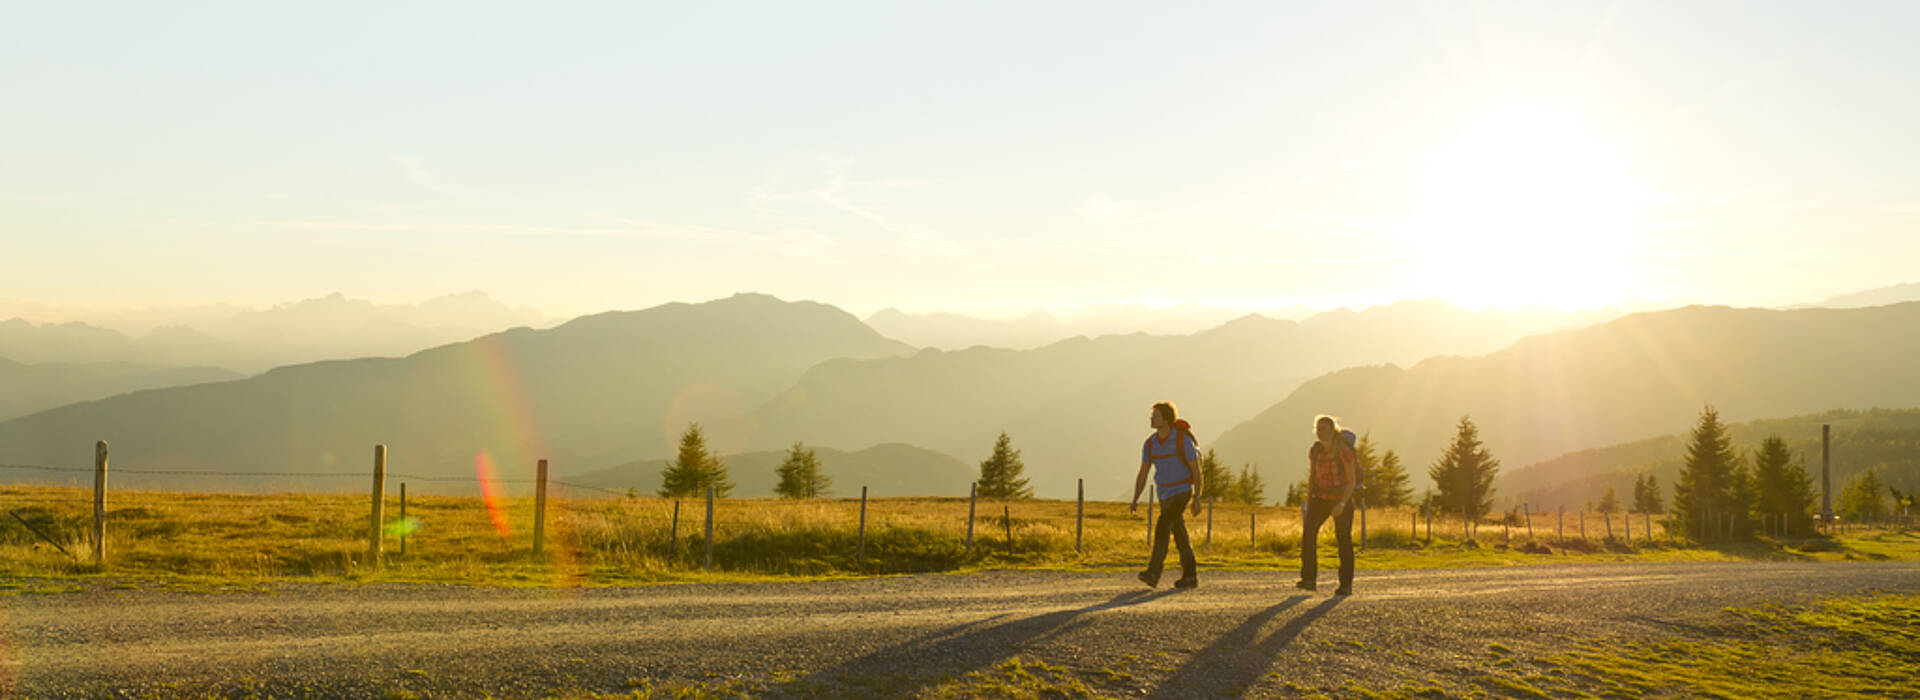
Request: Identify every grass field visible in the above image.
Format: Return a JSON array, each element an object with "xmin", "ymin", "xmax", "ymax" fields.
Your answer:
[{"xmin": 3, "ymin": 485, "xmax": 1915, "ymax": 588}]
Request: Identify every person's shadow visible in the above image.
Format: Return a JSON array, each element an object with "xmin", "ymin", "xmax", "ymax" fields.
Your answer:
[
  {"xmin": 1146, "ymin": 595, "xmax": 1345, "ymax": 699},
  {"xmin": 761, "ymin": 587, "xmax": 1180, "ymax": 698}
]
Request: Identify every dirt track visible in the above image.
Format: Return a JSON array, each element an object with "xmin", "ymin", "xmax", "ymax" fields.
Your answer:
[{"xmin": 7, "ymin": 560, "xmax": 1917, "ymax": 698}]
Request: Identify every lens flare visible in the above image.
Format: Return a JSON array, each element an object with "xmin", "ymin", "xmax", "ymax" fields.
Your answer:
[
  {"xmin": 383, "ymin": 516, "xmax": 421, "ymax": 539},
  {"xmin": 475, "ymin": 451, "xmax": 511, "ymax": 537}
]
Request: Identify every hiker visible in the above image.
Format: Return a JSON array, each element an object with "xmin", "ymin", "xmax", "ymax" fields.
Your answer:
[
  {"xmin": 1131, "ymin": 401, "xmax": 1204, "ymax": 588},
  {"xmin": 1298, "ymin": 415, "xmax": 1359, "ymax": 595}
]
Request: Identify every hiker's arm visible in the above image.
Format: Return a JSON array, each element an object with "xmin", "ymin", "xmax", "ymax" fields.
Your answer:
[
  {"xmin": 1187, "ymin": 440, "xmax": 1204, "ymax": 515},
  {"xmin": 1130, "ymin": 461, "xmax": 1151, "ymax": 514},
  {"xmin": 1338, "ymin": 451, "xmax": 1358, "ymax": 508}
]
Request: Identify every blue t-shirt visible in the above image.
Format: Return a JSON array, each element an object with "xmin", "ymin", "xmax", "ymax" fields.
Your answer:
[{"xmin": 1142, "ymin": 430, "xmax": 1200, "ymax": 500}]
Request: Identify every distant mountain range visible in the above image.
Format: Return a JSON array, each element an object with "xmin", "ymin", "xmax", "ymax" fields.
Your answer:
[
  {"xmin": 1210, "ymin": 303, "xmax": 1920, "ymax": 498},
  {"xmin": 0, "ymin": 294, "xmax": 910, "ymax": 492},
  {"xmin": 1794, "ymin": 281, "xmax": 1920, "ymax": 310},
  {"xmin": 0, "ymin": 358, "xmax": 240, "ymax": 422},
  {"xmin": 0, "ymin": 291, "xmax": 551, "ymax": 374}
]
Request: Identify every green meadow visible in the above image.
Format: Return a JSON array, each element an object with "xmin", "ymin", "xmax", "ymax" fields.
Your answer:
[{"xmin": 2, "ymin": 485, "xmax": 1914, "ymax": 588}]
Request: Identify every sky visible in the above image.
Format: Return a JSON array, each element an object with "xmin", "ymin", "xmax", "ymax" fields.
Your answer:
[{"xmin": 3, "ymin": 1, "xmax": 1917, "ymax": 320}]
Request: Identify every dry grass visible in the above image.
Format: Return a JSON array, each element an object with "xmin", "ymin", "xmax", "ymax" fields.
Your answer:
[{"xmin": 2, "ymin": 485, "xmax": 1911, "ymax": 587}]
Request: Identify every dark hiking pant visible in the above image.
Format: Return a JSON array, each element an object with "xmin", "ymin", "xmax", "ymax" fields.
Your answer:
[
  {"xmin": 1301, "ymin": 497, "xmax": 1355, "ymax": 588},
  {"xmin": 1147, "ymin": 491, "xmax": 1197, "ymax": 580}
]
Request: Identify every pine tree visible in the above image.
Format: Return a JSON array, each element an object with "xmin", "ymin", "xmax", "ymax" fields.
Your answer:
[
  {"xmin": 1360, "ymin": 444, "xmax": 1414, "ymax": 507},
  {"xmin": 1283, "ymin": 479, "xmax": 1307, "ymax": 507},
  {"xmin": 1838, "ymin": 470, "xmax": 1889, "ymax": 521},
  {"xmin": 1428, "ymin": 415, "xmax": 1500, "ymax": 521},
  {"xmin": 1198, "ymin": 448, "xmax": 1232, "ymax": 502},
  {"xmin": 1673, "ymin": 406, "xmax": 1738, "ymax": 539},
  {"xmin": 977, "ymin": 432, "xmax": 1033, "ymax": 500},
  {"xmin": 1751, "ymin": 435, "xmax": 1815, "ymax": 533},
  {"xmin": 1635, "ymin": 473, "xmax": 1666, "ymax": 513},
  {"xmin": 1630, "ymin": 474, "xmax": 1647, "ymax": 513},
  {"xmin": 1596, "ymin": 486, "xmax": 1621, "ymax": 514},
  {"xmin": 1233, "ymin": 464, "xmax": 1267, "ymax": 506},
  {"xmin": 1729, "ymin": 458, "xmax": 1758, "ymax": 538},
  {"xmin": 659, "ymin": 423, "xmax": 732, "ymax": 498},
  {"xmin": 774, "ymin": 441, "xmax": 831, "ymax": 499}
]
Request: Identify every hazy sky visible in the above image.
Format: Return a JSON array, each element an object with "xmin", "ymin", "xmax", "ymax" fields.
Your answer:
[{"xmin": 4, "ymin": 2, "xmax": 1917, "ymax": 319}]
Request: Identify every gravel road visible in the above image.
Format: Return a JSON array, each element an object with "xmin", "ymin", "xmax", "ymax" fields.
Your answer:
[{"xmin": 6, "ymin": 560, "xmax": 1917, "ymax": 698}]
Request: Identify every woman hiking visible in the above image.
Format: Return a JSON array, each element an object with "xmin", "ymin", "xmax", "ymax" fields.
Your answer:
[
  {"xmin": 1132, "ymin": 401, "xmax": 1203, "ymax": 589},
  {"xmin": 1298, "ymin": 414, "xmax": 1359, "ymax": 595}
]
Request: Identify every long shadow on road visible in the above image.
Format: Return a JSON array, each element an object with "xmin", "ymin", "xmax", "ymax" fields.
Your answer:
[
  {"xmin": 762, "ymin": 587, "xmax": 1180, "ymax": 698},
  {"xmin": 1147, "ymin": 595, "xmax": 1342, "ymax": 699}
]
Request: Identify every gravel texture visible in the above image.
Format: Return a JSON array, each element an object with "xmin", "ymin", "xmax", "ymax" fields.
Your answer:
[{"xmin": 6, "ymin": 560, "xmax": 1917, "ymax": 698}]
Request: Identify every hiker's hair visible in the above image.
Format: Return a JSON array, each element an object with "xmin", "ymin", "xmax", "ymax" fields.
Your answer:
[
  {"xmin": 1313, "ymin": 414, "xmax": 1343, "ymax": 437},
  {"xmin": 1152, "ymin": 402, "xmax": 1178, "ymax": 425}
]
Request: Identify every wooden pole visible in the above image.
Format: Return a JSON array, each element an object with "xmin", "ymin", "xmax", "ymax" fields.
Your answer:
[
  {"xmin": 1250, "ymin": 510, "xmax": 1257, "ymax": 549},
  {"xmin": 1002, "ymin": 504, "xmax": 1013, "ymax": 557},
  {"xmin": 1820, "ymin": 424, "xmax": 1833, "ymax": 523},
  {"xmin": 1359, "ymin": 497, "xmax": 1368, "ymax": 551},
  {"xmin": 966, "ymin": 482, "xmax": 977, "ymax": 552},
  {"xmin": 1523, "ymin": 504, "xmax": 1533, "ymax": 540},
  {"xmin": 91, "ymin": 441, "xmax": 107, "ymax": 567},
  {"xmin": 704, "ymin": 485, "xmax": 715, "ymax": 570},
  {"xmin": 533, "ymin": 459, "xmax": 548, "ymax": 556},
  {"xmin": 370, "ymin": 444, "xmax": 386, "ymax": 567},
  {"xmin": 1579, "ymin": 510, "xmax": 1586, "ymax": 540},
  {"xmin": 1604, "ymin": 511, "xmax": 1613, "ymax": 540},
  {"xmin": 1424, "ymin": 504, "xmax": 1432, "ymax": 545},
  {"xmin": 399, "ymin": 483, "xmax": 407, "ymax": 557},
  {"xmin": 1645, "ymin": 511, "xmax": 1652, "ymax": 544},
  {"xmin": 1625, "ymin": 509, "xmax": 1632, "ymax": 543},
  {"xmin": 857, "ymin": 486, "xmax": 868, "ymax": 568},
  {"xmin": 1558, "ymin": 506, "xmax": 1564, "ymax": 542},
  {"xmin": 1075, "ymin": 478, "xmax": 1084, "ymax": 556},
  {"xmin": 1206, "ymin": 498, "xmax": 1214, "ymax": 549}
]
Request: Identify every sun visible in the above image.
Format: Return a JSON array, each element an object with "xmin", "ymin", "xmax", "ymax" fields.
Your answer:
[{"xmin": 1400, "ymin": 103, "xmax": 1650, "ymax": 311}]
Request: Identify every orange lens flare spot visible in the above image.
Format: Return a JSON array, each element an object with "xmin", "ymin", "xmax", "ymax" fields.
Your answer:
[{"xmin": 475, "ymin": 451, "xmax": 512, "ymax": 538}]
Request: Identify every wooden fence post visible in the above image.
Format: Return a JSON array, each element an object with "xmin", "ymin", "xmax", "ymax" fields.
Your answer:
[
  {"xmin": 966, "ymin": 482, "xmax": 977, "ymax": 552},
  {"xmin": 399, "ymin": 482, "xmax": 407, "ymax": 557},
  {"xmin": 1075, "ymin": 478, "xmax": 1084, "ymax": 556},
  {"xmin": 1645, "ymin": 511, "xmax": 1652, "ymax": 544},
  {"xmin": 1523, "ymin": 504, "xmax": 1533, "ymax": 540},
  {"xmin": 92, "ymin": 441, "xmax": 107, "ymax": 567},
  {"xmin": 1250, "ymin": 510, "xmax": 1257, "ymax": 549},
  {"xmin": 704, "ymin": 485, "xmax": 715, "ymax": 570},
  {"xmin": 1359, "ymin": 498, "xmax": 1368, "ymax": 551},
  {"xmin": 1558, "ymin": 507, "xmax": 1564, "ymax": 542},
  {"xmin": 670, "ymin": 500, "xmax": 681, "ymax": 556},
  {"xmin": 1625, "ymin": 509, "xmax": 1632, "ymax": 543},
  {"xmin": 1002, "ymin": 504, "xmax": 1013, "ymax": 557},
  {"xmin": 1424, "ymin": 504, "xmax": 1432, "ymax": 545},
  {"xmin": 533, "ymin": 459, "xmax": 548, "ymax": 556},
  {"xmin": 1579, "ymin": 510, "xmax": 1586, "ymax": 540},
  {"xmin": 1604, "ymin": 511, "xmax": 1613, "ymax": 540},
  {"xmin": 1206, "ymin": 498, "xmax": 1216, "ymax": 549},
  {"xmin": 370, "ymin": 444, "xmax": 386, "ymax": 568},
  {"xmin": 857, "ymin": 486, "xmax": 868, "ymax": 568}
]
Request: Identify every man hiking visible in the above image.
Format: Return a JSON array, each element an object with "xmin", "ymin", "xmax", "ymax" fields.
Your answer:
[
  {"xmin": 1132, "ymin": 401, "xmax": 1203, "ymax": 589},
  {"xmin": 1298, "ymin": 414, "xmax": 1359, "ymax": 595}
]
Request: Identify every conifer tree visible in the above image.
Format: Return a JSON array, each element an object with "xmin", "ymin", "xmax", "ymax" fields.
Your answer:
[
  {"xmin": 1198, "ymin": 448, "xmax": 1232, "ymax": 502},
  {"xmin": 1839, "ymin": 470, "xmax": 1889, "ymax": 521},
  {"xmin": 1673, "ymin": 406, "xmax": 1738, "ymax": 539},
  {"xmin": 976, "ymin": 432, "xmax": 1033, "ymax": 499},
  {"xmin": 1428, "ymin": 415, "xmax": 1500, "ymax": 520},
  {"xmin": 659, "ymin": 423, "xmax": 732, "ymax": 498},
  {"xmin": 1283, "ymin": 479, "xmax": 1307, "ymax": 508},
  {"xmin": 774, "ymin": 441, "xmax": 831, "ymax": 499},
  {"xmin": 1631, "ymin": 474, "xmax": 1666, "ymax": 514},
  {"xmin": 1751, "ymin": 435, "xmax": 1815, "ymax": 533},
  {"xmin": 1358, "ymin": 437, "xmax": 1414, "ymax": 507},
  {"xmin": 1232, "ymin": 464, "xmax": 1268, "ymax": 506},
  {"xmin": 1597, "ymin": 486, "xmax": 1621, "ymax": 514}
]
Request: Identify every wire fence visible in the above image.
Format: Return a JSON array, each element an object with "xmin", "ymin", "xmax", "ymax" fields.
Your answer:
[{"xmin": 2, "ymin": 449, "xmax": 1910, "ymax": 581}]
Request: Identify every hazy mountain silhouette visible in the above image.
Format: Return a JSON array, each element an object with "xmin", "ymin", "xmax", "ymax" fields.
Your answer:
[
  {"xmin": 1794, "ymin": 281, "xmax": 1920, "ymax": 309},
  {"xmin": 1504, "ymin": 408, "xmax": 1920, "ymax": 513},
  {"xmin": 0, "ymin": 358, "xmax": 240, "ymax": 422},
  {"xmin": 741, "ymin": 301, "xmax": 1622, "ymax": 498},
  {"xmin": 866, "ymin": 303, "xmax": 1323, "ymax": 350},
  {"xmin": 0, "ymin": 291, "xmax": 552, "ymax": 373},
  {"xmin": 1210, "ymin": 303, "xmax": 1920, "ymax": 499},
  {"xmin": 0, "ymin": 294, "xmax": 911, "ymax": 491},
  {"xmin": 568, "ymin": 443, "xmax": 974, "ymax": 499}
]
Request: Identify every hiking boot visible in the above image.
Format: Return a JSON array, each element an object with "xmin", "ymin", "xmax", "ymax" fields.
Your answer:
[
  {"xmin": 1137, "ymin": 571, "xmax": 1160, "ymax": 588},
  {"xmin": 1333, "ymin": 585, "xmax": 1353, "ymax": 596},
  {"xmin": 1293, "ymin": 579, "xmax": 1316, "ymax": 592},
  {"xmin": 1173, "ymin": 576, "xmax": 1199, "ymax": 589}
]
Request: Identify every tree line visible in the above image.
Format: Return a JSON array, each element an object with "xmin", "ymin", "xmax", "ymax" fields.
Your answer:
[{"xmin": 655, "ymin": 409, "xmax": 1907, "ymax": 531}]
